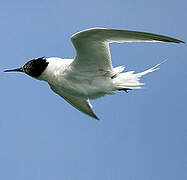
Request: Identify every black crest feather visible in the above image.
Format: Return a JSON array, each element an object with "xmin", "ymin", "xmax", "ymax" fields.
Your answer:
[{"xmin": 23, "ymin": 57, "xmax": 49, "ymax": 78}]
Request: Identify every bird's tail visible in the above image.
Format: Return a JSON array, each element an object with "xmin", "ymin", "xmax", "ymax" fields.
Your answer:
[{"xmin": 113, "ymin": 60, "xmax": 166, "ymax": 90}]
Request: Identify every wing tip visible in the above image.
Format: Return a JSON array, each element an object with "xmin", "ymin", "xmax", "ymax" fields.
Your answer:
[
  {"xmin": 168, "ymin": 39, "xmax": 185, "ymax": 44},
  {"xmin": 179, "ymin": 40, "xmax": 185, "ymax": 44},
  {"xmin": 91, "ymin": 113, "xmax": 100, "ymax": 120},
  {"xmin": 158, "ymin": 37, "xmax": 185, "ymax": 44}
]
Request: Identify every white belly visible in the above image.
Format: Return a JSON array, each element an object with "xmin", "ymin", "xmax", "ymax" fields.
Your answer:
[
  {"xmin": 54, "ymin": 75, "xmax": 115, "ymax": 99},
  {"xmin": 38, "ymin": 57, "xmax": 115, "ymax": 99}
]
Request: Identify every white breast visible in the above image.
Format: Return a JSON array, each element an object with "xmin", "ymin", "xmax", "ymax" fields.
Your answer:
[
  {"xmin": 38, "ymin": 57, "xmax": 115, "ymax": 99},
  {"xmin": 38, "ymin": 57, "xmax": 73, "ymax": 83}
]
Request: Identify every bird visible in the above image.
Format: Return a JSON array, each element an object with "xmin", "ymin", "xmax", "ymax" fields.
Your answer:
[{"xmin": 2, "ymin": 28, "xmax": 184, "ymax": 120}]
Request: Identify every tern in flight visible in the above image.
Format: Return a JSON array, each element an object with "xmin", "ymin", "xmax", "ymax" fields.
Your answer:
[{"xmin": 2, "ymin": 28, "xmax": 184, "ymax": 120}]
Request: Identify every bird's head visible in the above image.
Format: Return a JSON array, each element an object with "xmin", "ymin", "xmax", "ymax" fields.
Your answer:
[{"xmin": 2, "ymin": 57, "xmax": 49, "ymax": 78}]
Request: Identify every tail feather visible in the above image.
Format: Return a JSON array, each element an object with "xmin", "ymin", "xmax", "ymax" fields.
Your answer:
[{"xmin": 113, "ymin": 60, "xmax": 167, "ymax": 90}]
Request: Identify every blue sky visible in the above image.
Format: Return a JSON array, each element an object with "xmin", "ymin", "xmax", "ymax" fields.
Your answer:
[{"xmin": 0, "ymin": 0, "xmax": 187, "ymax": 180}]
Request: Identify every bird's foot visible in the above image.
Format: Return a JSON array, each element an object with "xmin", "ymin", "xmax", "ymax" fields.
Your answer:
[{"xmin": 118, "ymin": 88, "xmax": 132, "ymax": 93}]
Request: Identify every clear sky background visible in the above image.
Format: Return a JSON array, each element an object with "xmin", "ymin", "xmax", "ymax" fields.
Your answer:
[{"xmin": 0, "ymin": 0, "xmax": 186, "ymax": 180}]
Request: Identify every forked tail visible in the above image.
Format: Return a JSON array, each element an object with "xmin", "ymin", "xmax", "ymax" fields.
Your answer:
[{"xmin": 113, "ymin": 60, "xmax": 166, "ymax": 90}]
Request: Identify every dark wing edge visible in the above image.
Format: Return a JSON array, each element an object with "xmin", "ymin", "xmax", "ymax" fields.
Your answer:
[{"xmin": 49, "ymin": 84, "xmax": 100, "ymax": 120}]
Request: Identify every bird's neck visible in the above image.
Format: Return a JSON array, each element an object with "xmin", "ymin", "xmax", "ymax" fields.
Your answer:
[{"xmin": 37, "ymin": 57, "xmax": 73, "ymax": 83}]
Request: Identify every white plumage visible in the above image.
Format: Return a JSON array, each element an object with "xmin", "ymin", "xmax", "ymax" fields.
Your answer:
[
  {"xmin": 37, "ymin": 28, "xmax": 183, "ymax": 119},
  {"xmin": 3, "ymin": 28, "xmax": 184, "ymax": 120}
]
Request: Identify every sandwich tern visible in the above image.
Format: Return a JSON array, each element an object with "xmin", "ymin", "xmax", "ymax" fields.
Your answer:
[{"xmin": 2, "ymin": 28, "xmax": 184, "ymax": 120}]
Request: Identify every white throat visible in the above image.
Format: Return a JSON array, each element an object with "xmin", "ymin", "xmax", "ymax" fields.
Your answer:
[{"xmin": 37, "ymin": 57, "xmax": 73, "ymax": 83}]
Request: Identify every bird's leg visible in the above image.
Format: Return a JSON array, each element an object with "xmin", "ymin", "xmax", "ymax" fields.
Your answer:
[{"xmin": 118, "ymin": 88, "xmax": 132, "ymax": 93}]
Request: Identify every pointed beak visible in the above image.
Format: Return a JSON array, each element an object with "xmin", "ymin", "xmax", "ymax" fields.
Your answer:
[{"xmin": 1, "ymin": 67, "xmax": 23, "ymax": 73}]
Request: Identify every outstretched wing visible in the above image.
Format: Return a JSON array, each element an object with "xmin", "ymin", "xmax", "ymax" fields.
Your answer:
[
  {"xmin": 49, "ymin": 84, "xmax": 99, "ymax": 120},
  {"xmin": 70, "ymin": 28, "xmax": 184, "ymax": 73}
]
